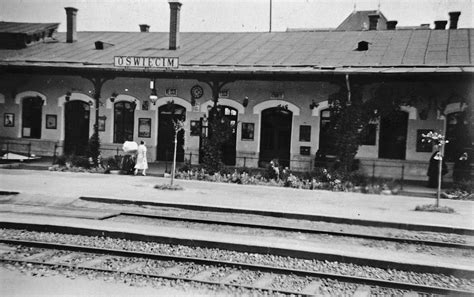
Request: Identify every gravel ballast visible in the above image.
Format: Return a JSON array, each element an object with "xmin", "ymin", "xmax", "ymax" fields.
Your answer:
[{"xmin": 1, "ymin": 228, "xmax": 473, "ymax": 292}]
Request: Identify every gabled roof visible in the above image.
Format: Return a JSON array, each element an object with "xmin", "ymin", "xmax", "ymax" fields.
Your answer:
[
  {"xmin": 0, "ymin": 22, "xmax": 59, "ymax": 34},
  {"xmin": 336, "ymin": 10, "xmax": 388, "ymax": 31},
  {"xmin": 0, "ymin": 28, "xmax": 473, "ymax": 75},
  {"xmin": 0, "ymin": 22, "xmax": 59, "ymax": 49}
]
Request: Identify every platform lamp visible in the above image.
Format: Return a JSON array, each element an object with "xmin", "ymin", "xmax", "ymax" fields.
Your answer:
[
  {"xmin": 243, "ymin": 96, "xmax": 249, "ymax": 108},
  {"xmin": 309, "ymin": 100, "xmax": 318, "ymax": 110},
  {"xmin": 110, "ymin": 92, "xmax": 118, "ymax": 103},
  {"xmin": 65, "ymin": 91, "xmax": 71, "ymax": 102},
  {"xmin": 149, "ymin": 79, "xmax": 158, "ymax": 105}
]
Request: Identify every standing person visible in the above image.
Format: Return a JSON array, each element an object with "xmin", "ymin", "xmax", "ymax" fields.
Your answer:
[
  {"xmin": 134, "ymin": 141, "xmax": 148, "ymax": 176},
  {"xmin": 427, "ymin": 146, "xmax": 448, "ymax": 188},
  {"xmin": 453, "ymin": 152, "xmax": 470, "ymax": 183}
]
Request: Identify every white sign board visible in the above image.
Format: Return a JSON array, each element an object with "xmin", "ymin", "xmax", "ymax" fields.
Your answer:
[{"xmin": 114, "ymin": 56, "xmax": 179, "ymax": 68}]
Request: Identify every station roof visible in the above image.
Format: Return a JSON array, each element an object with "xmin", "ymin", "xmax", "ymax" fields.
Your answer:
[
  {"xmin": 0, "ymin": 27, "xmax": 473, "ymax": 75},
  {"xmin": 0, "ymin": 22, "xmax": 59, "ymax": 34}
]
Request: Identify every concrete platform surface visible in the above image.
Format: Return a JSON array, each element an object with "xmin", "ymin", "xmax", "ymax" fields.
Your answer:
[{"xmin": 0, "ymin": 169, "xmax": 472, "ymax": 230}]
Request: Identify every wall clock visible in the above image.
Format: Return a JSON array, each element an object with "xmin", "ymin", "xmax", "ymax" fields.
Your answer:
[{"xmin": 190, "ymin": 85, "xmax": 203, "ymax": 99}]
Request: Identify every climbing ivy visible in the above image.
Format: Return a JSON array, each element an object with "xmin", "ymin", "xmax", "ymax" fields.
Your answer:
[
  {"xmin": 200, "ymin": 106, "xmax": 234, "ymax": 174},
  {"xmin": 87, "ymin": 132, "xmax": 101, "ymax": 167}
]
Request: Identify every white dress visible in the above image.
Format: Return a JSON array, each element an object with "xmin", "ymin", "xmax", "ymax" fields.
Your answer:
[{"xmin": 134, "ymin": 144, "xmax": 148, "ymax": 170}]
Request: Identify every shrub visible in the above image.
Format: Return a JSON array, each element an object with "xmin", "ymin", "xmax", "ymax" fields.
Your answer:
[
  {"xmin": 70, "ymin": 155, "xmax": 91, "ymax": 169},
  {"xmin": 87, "ymin": 132, "xmax": 101, "ymax": 167},
  {"xmin": 102, "ymin": 156, "xmax": 122, "ymax": 173},
  {"xmin": 53, "ymin": 154, "xmax": 68, "ymax": 166},
  {"xmin": 450, "ymin": 180, "xmax": 474, "ymax": 193},
  {"xmin": 154, "ymin": 183, "xmax": 183, "ymax": 191},
  {"xmin": 414, "ymin": 204, "xmax": 455, "ymax": 213},
  {"xmin": 53, "ymin": 154, "xmax": 91, "ymax": 169}
]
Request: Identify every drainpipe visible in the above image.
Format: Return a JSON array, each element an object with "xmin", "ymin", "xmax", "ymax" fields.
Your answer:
[{"xmin": 345, "ymin": 74, "xmax": 351, "ymax": 105}]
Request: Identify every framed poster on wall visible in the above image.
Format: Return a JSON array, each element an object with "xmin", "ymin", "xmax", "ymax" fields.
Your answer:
[
  {"xmin": 4, "ymin": 113, "xmax": 14, "ymax": 127},
  {"xmin": 190, "ymin": 120, "xmax": 201, "ymax": 136},
  {"xmin": 241, "ymin": 122, "xmax": 254, "ymax": 140},
  {"xmin": 98, "ymin": 116, "xmax": 106, "ymax": 131},
  {"xmin": 46, "ymin": 114, "xmax": 57, "ymax": 129},
  {"xmin": 138, "ymin": 118, "xmax": 151, "ymax": 138}
]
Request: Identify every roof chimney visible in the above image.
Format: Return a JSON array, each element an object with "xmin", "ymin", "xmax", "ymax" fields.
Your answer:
[
  {"xmin": 386, "ymin": 20, "xmax": 398, "ymax": 30},
  {"xmin": 65, "ymin": 7, "xmax": 78, "ymax": 43},
  {"xmin": 448, "ymin": 11, "xmax": 461, "ymax": 29},
  {"xmin": 169, "ymin": 1, "xmax": 182, "ymax": 50},
  {"xmin": 434, "ymin": 20, "xmax": 447, "ymax": 30},
  {"xmin": 139, "ymin": 24, "xmax": 150, "ymax": 32},
  {"xmin": 368, "ymin": 14, "xmax": 380, "ymax": 30}
]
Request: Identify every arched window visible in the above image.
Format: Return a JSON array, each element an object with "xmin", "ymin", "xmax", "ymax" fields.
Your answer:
[
  {"xmin": 114, "ymin": 101, "xmax": 135, "ymax": 143},
  {"xmin": 22, "ymin": 96, "xmax": 43, "ymax": 138}
]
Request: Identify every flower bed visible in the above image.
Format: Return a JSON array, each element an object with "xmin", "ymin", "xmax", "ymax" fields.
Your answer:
[{"xmin": 176, "ymin": 165, "xmax": 400, "ymax": 194}]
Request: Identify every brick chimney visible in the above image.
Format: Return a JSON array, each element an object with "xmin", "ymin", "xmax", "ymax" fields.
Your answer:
[
  {"xmin": 65, "ymin": 7, "xmax": 78, "ymax": 43},
  {"xmin": 448, "ymin": 11, "xmax": 461, "ymax": 29},
  {"xmin": 386, "ymin": 20, "xmax": 398, "ymax": 30},
  {"xmin": 169, "ymin": 1, "xmax": 182, "ymax": 50},
  {"xmin": 368, "ymin": 14, "xmax": 380, "ymax": 30},
  {"xmin": 434, "ymin": 20, "xmax": 448, "ymax": 30},
  {"xmin": 139, "ymin": 24, "xmax": 150, "ymax": 32}
]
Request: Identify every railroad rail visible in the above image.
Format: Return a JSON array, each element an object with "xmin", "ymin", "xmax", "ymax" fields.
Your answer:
[{"xmin": 1, "ymin": 238, "xmax": 472, "ymax": 296}]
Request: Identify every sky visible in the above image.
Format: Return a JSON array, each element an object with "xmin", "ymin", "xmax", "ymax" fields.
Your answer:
[{"xmin": 0, "ymin": 0, "xmax": 472, "ymax": 32}]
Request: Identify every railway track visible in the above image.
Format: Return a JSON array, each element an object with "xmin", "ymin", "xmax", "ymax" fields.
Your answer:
[
  {"xmin": 1, "ymin": 237, "xmax": 473, "ymax": 296},
  {"xmin": 2, "ymin": 196, "xmax": 473, "ymax": 295}
]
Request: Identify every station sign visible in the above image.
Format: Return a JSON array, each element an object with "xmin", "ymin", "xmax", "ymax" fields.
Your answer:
[{"xmin": 114, "ymin": 56, "xmax": 179, "ymax": 68}]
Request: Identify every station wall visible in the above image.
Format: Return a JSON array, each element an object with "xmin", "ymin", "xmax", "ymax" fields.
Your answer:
[{"xmin": 0, "ymin": 73, "xmax": 472, "ymax": 176}]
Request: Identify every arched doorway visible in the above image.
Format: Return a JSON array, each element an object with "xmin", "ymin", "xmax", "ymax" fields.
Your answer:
[
  {"xmin": 158, "ymin": 103, "xmax": 185, "ymax": 162},
  {"xmin": 64, "ymin": 101, "xmax": 90, "ymax": 155},
  {"xmin": 378, "ymin": 111, "xmax": 408, "ymax": 159},
  {"xmin": 259, "ymin": 107, "xmax": 292, "ymax": 167},
  {"xmin": 445, "ymin": 111, "xmax": 470, "ymax": 162},
  {"xmin": 113, "ymin": 101, "xmax": 135, "ymax": 143},
  {"xmin": 22, "ymin": 96, "xmax": 43, "ymax": 138}
]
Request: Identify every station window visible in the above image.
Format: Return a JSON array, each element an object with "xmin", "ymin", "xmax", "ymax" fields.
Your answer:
[
  {"xmin": 114, "ymin": 101, "xmax": 135, "ymax": 143},
  {"xmin": 299, "ymin": 125, "xmax": 311, "ymax": 142},
  {"xmin": 22, "ymin": 96, "xmax": 43, "ymax": 139},
  {"xmin": 319, "ymin": 109, "xmax": 336, "ymax": 155}
]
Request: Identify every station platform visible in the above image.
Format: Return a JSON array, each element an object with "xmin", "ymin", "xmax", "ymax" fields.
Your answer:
[
  {"xmin": 0, "ymin": 157, "xmax": 441, "ymax": 199},
  {"xmin": 0, "ymin": 168, "xmax": 472, "ymax": 231}
]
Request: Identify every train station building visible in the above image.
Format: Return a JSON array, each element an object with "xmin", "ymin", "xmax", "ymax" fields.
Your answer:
[{"xmin": 0, "ymin": 3, "xmax": 472, "ymax": 180}]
